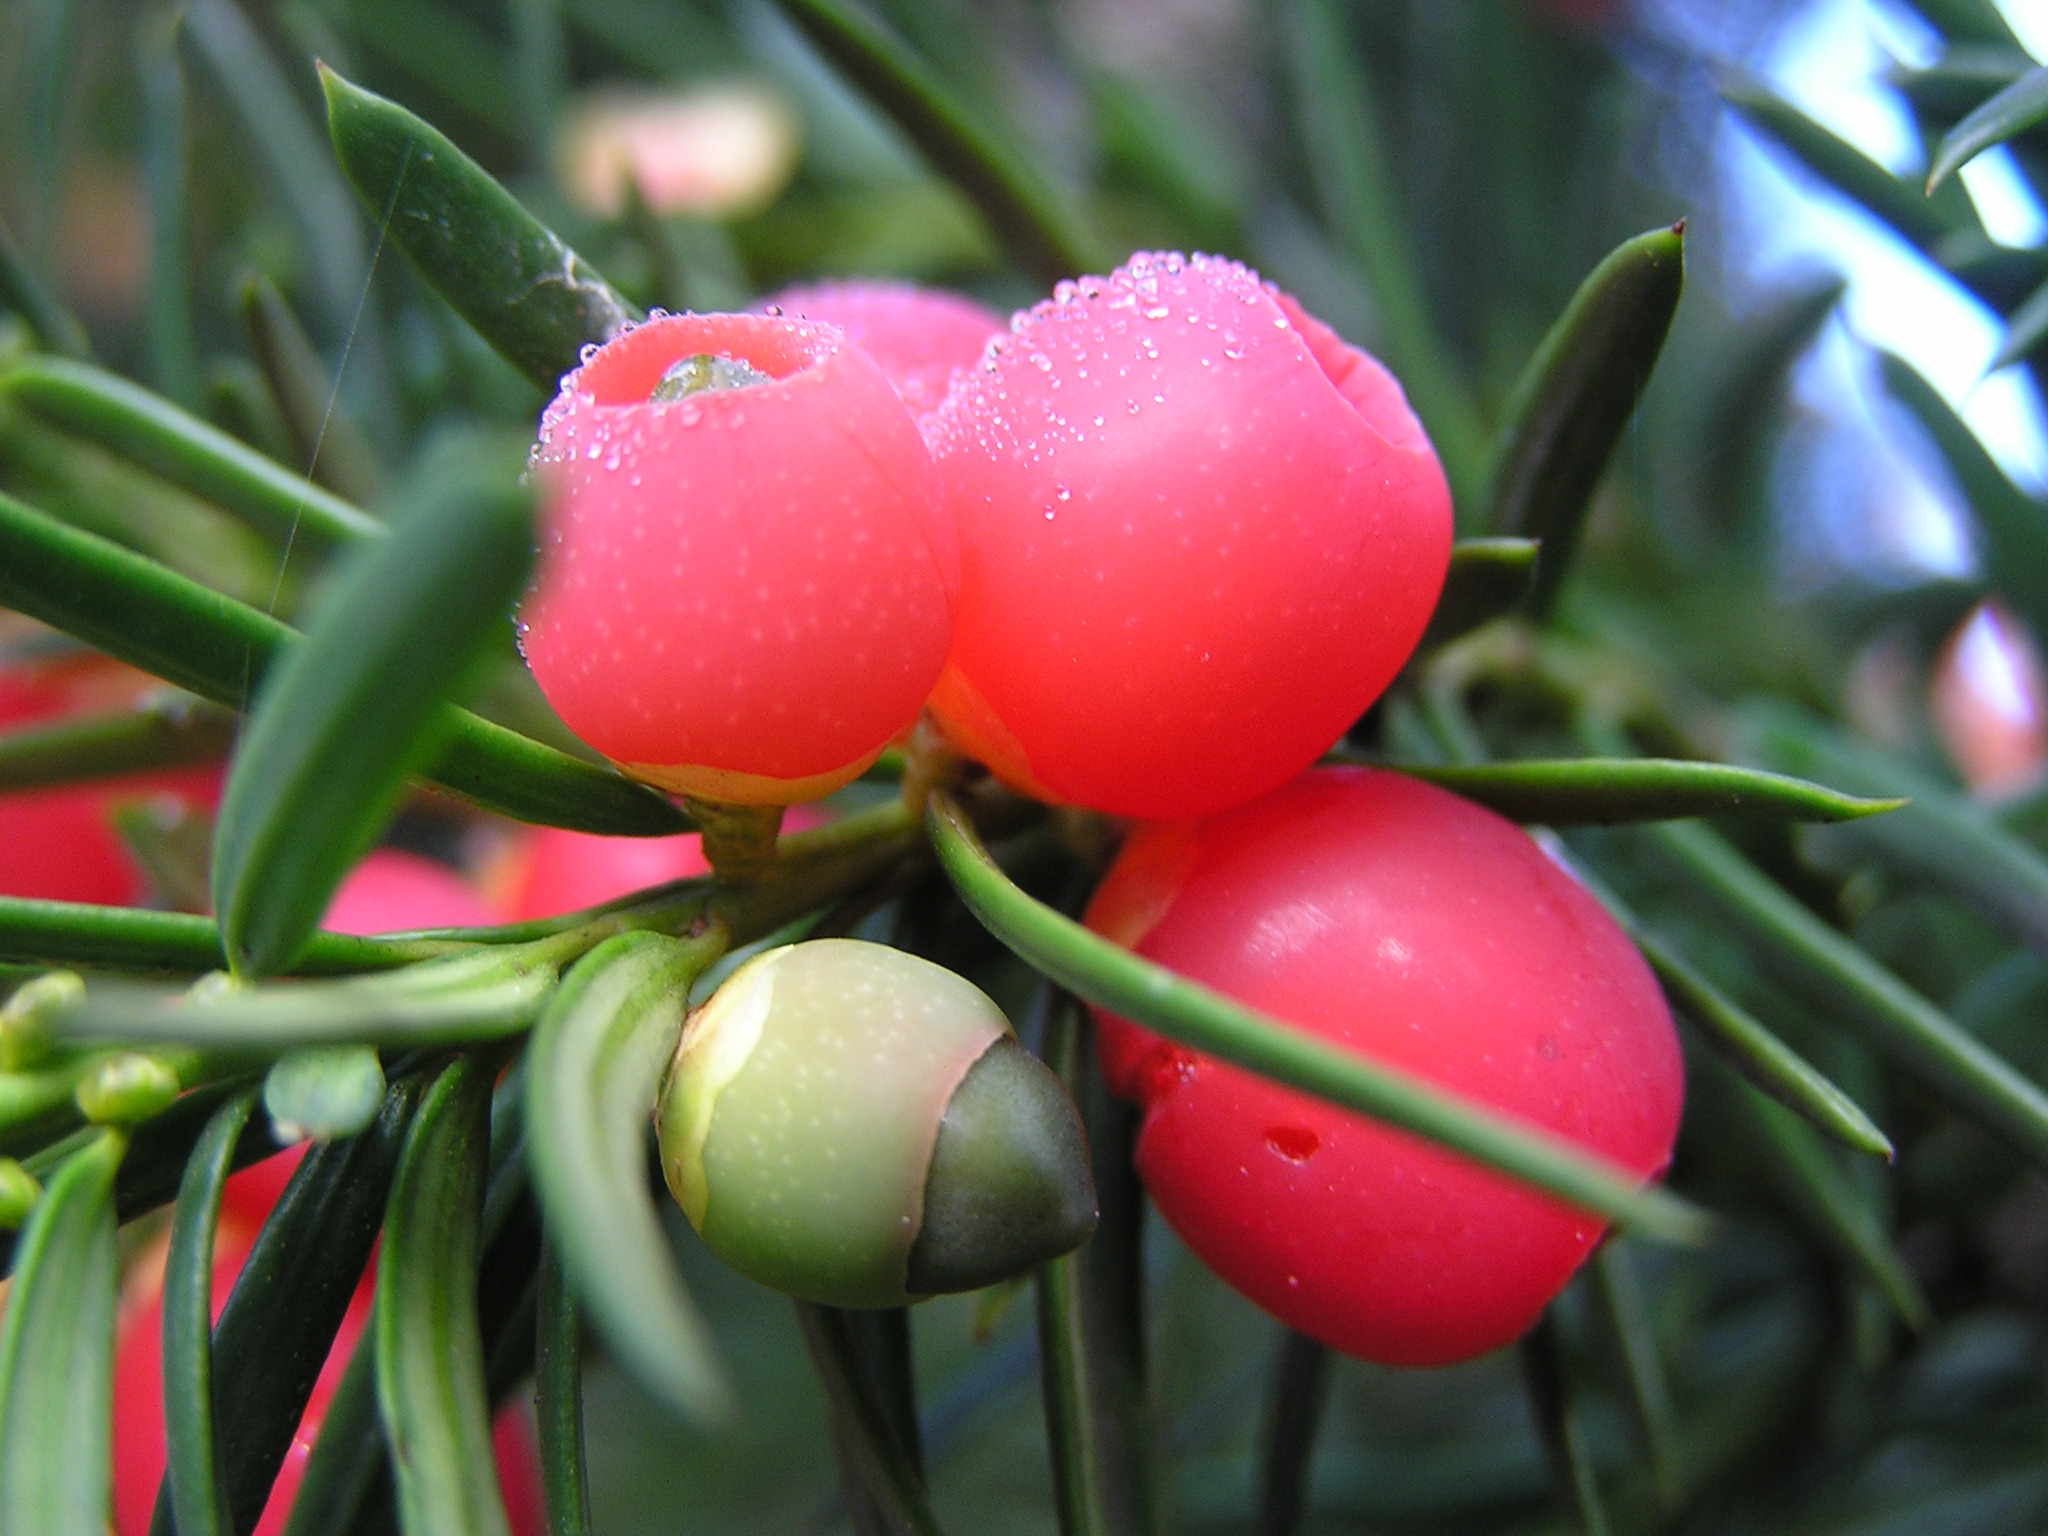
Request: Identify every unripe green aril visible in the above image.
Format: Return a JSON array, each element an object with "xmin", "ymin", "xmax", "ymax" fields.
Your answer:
[
  {"xmin": 657, "ymin": 939, "xmax": 1097, "ymax": 1308},
  {"xmin": 76, "ymin": 1051, "xmax": 182, "ymax": 1126},
  {"xmin": 0, "ymin": 1157, "xmax": 40, "ymax": 1228},
  {"xmin": 0, "ymin": 970, "xmax": 83, "ymax": 1071}
]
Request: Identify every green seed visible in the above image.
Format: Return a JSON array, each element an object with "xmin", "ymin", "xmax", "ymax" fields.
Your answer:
[{"xmin": 651, "ymin": 353, "xmax": 774, "ymax": 402}]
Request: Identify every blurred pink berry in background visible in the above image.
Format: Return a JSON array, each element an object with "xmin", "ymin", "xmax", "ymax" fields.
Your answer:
[
  {"xmin": 319, "ymin": 847, "xmax": 500, "ymax": 935},
  {"xmin": 1931, "ymin": 599, "xmax": 2048, "ymax": 798},
  {"xmin": 494, "ymin": 803, "xmax": 830, "ymax": 922},
  {"xmin": 556, "ymin": 83, "xmax": 800, "ymax": 220},
  {"xmin": 759, "ymin": 280, "xmax": 1005, "ymax": 415}
]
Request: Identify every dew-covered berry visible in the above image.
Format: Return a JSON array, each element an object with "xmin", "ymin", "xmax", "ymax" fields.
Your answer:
[
  {"xmin": 1084, "ymin": 766, "xmax": 1683, "ymax": 1365},
  {"xmin": 520, "ymin": 313, "xmax": 957, "ymax": 805},
  {"xmin": 760, "ymin": 279, "xmax": 1005, "ymax": 415},
  {"xmin": 926, "ymin": 252, "xmax": 1452, "ymax": 820}
]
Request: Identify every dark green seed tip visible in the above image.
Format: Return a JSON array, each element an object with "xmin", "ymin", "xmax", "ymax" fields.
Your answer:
[
  {"xmin": 907, "ymin": 1036, "xmax": 1098, "ymax": 1296},
  {"xmin": 652, "ymin": 353, "xmax": 775, "ymax": 403}
]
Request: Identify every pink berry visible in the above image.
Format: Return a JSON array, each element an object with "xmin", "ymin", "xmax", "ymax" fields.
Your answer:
[
  {"xmin": 1084, "ymin": 767, "xmax": 1683, "ymax": 1366},
  {"xmin": 496, "ymin": 804, "xmax": 830, "ymax": 921},
  {"xmin": 759, "ymin": 280, "xmax": 1005, "ymax": 415},
  {"xmin": 926, "ymin": 252, "xmax": 1452, "ymax": 820},
  {"xmin": 320, "ymin": 848, "xmax": 499, "ymax": 934},
  {"xmin": 520, "ymin": 313, "xmax": 956, "ymax": 805}
]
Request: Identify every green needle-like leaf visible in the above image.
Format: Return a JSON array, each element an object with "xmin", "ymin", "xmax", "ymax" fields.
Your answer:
[
  {"xmin": 1734, "ymin": 701, "xmax": 2048, "ymax": 961},
  {"xmin": 278, "ymin": 1336, "xmax": 386, "ymax": 1536},
  {"xmin": 1486, "ymin": 224, "xmax": 1685, "ymax": 610},
  {"xmin": 928, "ymin": 794, "xmax": 1710, "ymax": 1243},
  {"xmin": 212, "ymin": 453, "xmax": 534, "ymax": 976},
  {"xmin": 320, "ymin": 66, "xmax": 635, "ymax": 391},
  {"xmin": 0, "ymin": 1126, "xmax": 124, "ymax": 1536},
  {"xmin": 1417, "ymin": 537, "xmax": 1539, "ymax": 650},
  {"xmin": 1637, "ymin": 930, "xmax": 1893, "ymax": 1159},
  {"xmin": 137, "ymin": 7, "xmax": 201, "ymax": 413},
  {"xmin": 209, "ymin": 1072, "xmax": 425, "ymax": 1532},
  {"xmin": 535, "ymin": 1238, "xmax": 591, "ymax": 1536},
  {"xmin": 0, "ymin": 356, "xmax": 381, "ymax": 546},
  {"xmin": 1590, "ymin": 1244, "xmax": 1681, "ymax": 1510},
  {"xmin": 766, "ymin": 0, "xmax": 1104, "ymax": 286},
  {"xmin": 377, "ymin": 1053, "xmax": 513, "ymax": 1536},
  {"xmin": 794, "ymin": 1301, "xmax": 947, "ymax": 1536},
  {"xmin": 155, "ymin": 1089, "xmax": 258, "ymax": 1536},
  {"xmin": 1722, "ymin": 74, "xmax": 1976, "ymax": 254},
  {"xmin": 525, "ymin": 930, "xmax": 734, "ymax": 1422},
  {"xmin": 1035, "ymin": 998, "xmax": 1155, "ymax": 1536},
  {"xmin": 1276, "ymin": 0, "xmax": 1487, "ymax": 508},
  {"xmin": 240, "ymin": 273, "xmax": 384, "ymax": 505},
  {"xmin": 1877, "ymin": 353, "xmax": 2048, "ymax": 640},
  {"xmin": 0, "ymin": 693, "xmax": 236, "ymax": 792},
  {"xmin": 0, "ymin": 211, "xmax": 89, "ymax": 359},
  {"xmin": 0, "ymin": 488, "xmax": 688, "ymax": 837},
  {"xmin": 1641, "ymin": 820, "xmax": 2048, "ymax": 1177},
  {"xmin": 0, "ymin": 895, "xmax": 461, "ymax": 975},
  {"xmin": 59, "ymin": 953, "xmax": 555, "ymax": 1049},
  {"xmin": 1255, "ymin": 1332, "xmax": 1332, "ymax": 1536},
  {"xmin": 1391, "ymin": 756, "xmax": 1900, "ymax": 826},
  {"xmin": 1700, "ymin": 1058, "xmax": 1927, "ymax": 1328},
  {"xmin": 1993, "ymin": 274, "xmax": 2048, "ymax": 370},
  {"xmin": 1520, "ymin": 1314, "xmax": 1611, "ymax": 1536},
  {"xmin": 1927, "ymin": 63, "xmax": 2048, "ymax": 191}
]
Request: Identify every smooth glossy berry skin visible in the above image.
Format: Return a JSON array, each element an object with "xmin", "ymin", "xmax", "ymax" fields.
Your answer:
[
  {"xmin": 1084, "ymin": 766, "xmax": 1683, "ymax": 1366},
  {"xmin": 761, "ymin": 280, "xmax": 1005, "ymax": 414},
  {"xmin": 521, "ymin": 312, "xmax": 956, "ymax": 805},
  {"xmin": 926, "ymin": 252, "xmax": 1453, "ymax": 820}
]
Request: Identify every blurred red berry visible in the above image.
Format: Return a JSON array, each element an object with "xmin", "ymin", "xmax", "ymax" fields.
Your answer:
[
  {"xmin": 520, "ymin": 312, "xmax": 957, "ymax": 805},
  {"xmin": 1084, "ymin": 767, "xmax": 1682, "ymax": 1365},
  {"xmin": 320, "ymin": 847, "xmax": 500, "ymax": 934},
  {"xmin": 1931, "ymin": 599, "xmax": 2048, "ymax": 799},
  {"xmin": 926, "ymin": 253, "xmax": 1452, "ymax": 820},
  {"xmin": 759, "ymin": 279, "xmax": 1004, "ymax": 414},
  {"xmin": 494, "ymin": 803, "xmax": 830, "ymax": 921},
  {"xmin": 0, "ymin": 651, "xmax": 220, "ymax": 905}
]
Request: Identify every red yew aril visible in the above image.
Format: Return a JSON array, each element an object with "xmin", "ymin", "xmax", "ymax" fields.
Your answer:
[
  {"xmin": 0, "ymin": 652, "xmax": 221, "ymax": 905},
  {"xmin": 494, "ymin": 803, "xmax": 830, "ymax": 921},
  {"xmin": 112, "ymin": 855, "xmax": 543, "ymax": 1536},
  {"xmin": 760, "ymin": 279, "xmax": 1005, "ymax": 415},
  {"xmin": 1084, "ymin": 766, "xmax": 1683, "ymax": 1366},
  {"xmin": 926, "ymin": 252, "xmax": 1453, "ymax": 820},
  {"xmin": 520, "ymin": 312, "xmax": 957, "ymax": 805}
]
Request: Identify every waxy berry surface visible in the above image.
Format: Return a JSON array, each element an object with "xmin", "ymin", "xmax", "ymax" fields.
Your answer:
[
  {"xmin": 762, "ymin": 279, "xmax": 1003, "ymax": 415},
  {"xmin": 927, "ymin": 253, "xmax": 1453, "ymax": 820},
  {"xmin": 1085, "ymin": 766, "xmax": 1684, "ymax": 1366},
  {"xmin": 521, "ymin": 313, "xmax": 956, "ymax": 804}
]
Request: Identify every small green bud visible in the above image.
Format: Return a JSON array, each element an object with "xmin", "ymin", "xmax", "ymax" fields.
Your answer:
[
  {"xmin": 0, "ymin": 971, "xmax": 84, "ymax": 1071},
  {"xmin": 0, "ymin": 1158, "xmax": 41, "ymax": 1228},
  {"xmin": 265, "ymin": 1045, "xmax": 386, "ymax": 1142},
  {"xmin": 76, "ymin": 1052, "xmax": 182, "ymax": 1126},
  {"xmin": 657, "ymin": 939, "xmax": 1096, "ymax": 1308},
  {"xmin": 651, "ymin": 352, "xmax": 774, "ymax": 402}
]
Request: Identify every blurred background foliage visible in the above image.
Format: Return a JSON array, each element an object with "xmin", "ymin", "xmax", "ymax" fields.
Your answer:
[{"xmin": 9, "ymin": 0, "xmax": 2048, "ymax": 1532}]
